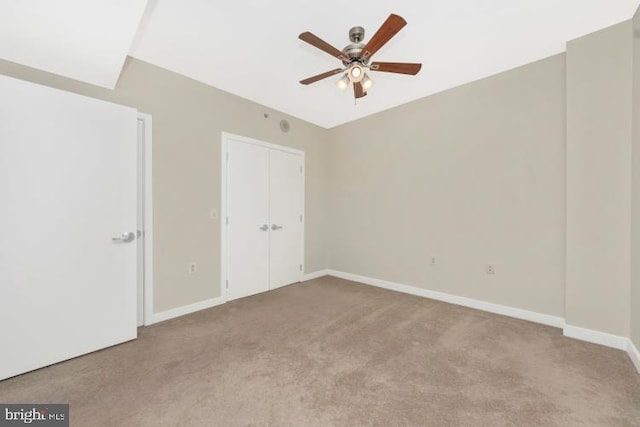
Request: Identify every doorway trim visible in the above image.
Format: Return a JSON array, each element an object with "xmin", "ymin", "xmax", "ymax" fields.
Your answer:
[
  {"xmin": 137, "ymin": 112, "xmax": 154, "ymax": 326},
  {"xmin": 220, "ymin": 132, "xmax": 305, "ymax": 303}
]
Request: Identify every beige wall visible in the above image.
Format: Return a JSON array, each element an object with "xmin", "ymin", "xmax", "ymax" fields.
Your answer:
[
  {"xmin": 2, "ymin": 16, "xmax": 639, "ymax": 345},
  {"xmin": 0, "ymin": 57, "xmax": 328, "ymax": 313},
  {"xmin": 326, "ymin": 55, "xmax": 567, "ymax": 317},
  {"xmin": 632, "ymin": 10, "xmax": 640, "ymax": 348},
  {"xmin": 565, "ymin": 22, "xmax": 633, "ymax": 337}
]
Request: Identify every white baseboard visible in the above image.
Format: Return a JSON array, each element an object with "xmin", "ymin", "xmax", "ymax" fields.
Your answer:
[
  {"xmin": 303, "ymin": 269, "xmax": 330, "ymax": 281},
  {"xmin": 562, "ymin": 325, "xmax": 629, "ymax": 350},
  {"xmin": 146, "ymin": 296, "xmax": 225, "ymax": 325},
  {"xmin": 326, "ymin": 270, "xmax": 565, "ymax": 328},
  {"xmin": 627, "ymin": 340, "xmax": 640, "ymax": 373}
]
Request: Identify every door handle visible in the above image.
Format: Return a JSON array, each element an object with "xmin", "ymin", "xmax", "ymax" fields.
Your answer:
[
  {"xmin": 271, "ymin": 224, "xmax": 283, "ymax": 231},
  {"xmin": 112, "ymin": 231, "xmax": 136, "ymax": 243},
  {"xmin": 259, "ymin": 224, "xmax": 269, "ymax": 231}
]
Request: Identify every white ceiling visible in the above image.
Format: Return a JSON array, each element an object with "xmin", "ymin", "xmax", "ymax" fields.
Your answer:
[
  {"xmin": 0, "ymin": 0, "xmax": 148, "ymax": 89},
  {"xmin": 1, "ymin": 1, "xmax": 639, "ymax": 127}
]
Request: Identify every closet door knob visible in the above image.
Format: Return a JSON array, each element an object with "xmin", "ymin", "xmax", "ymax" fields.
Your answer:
[
  {"xmin": 271, "ymin": 224, "xmax": 283, "ymax": 230},
  {"xmin": 259, "ymin": 224, "xmax": 269, "ymax": 231}
]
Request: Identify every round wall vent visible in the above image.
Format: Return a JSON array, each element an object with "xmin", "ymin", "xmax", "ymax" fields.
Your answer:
[{"xmin": 279, "ymin": 119, "xmax": 290, "ymax": 133}]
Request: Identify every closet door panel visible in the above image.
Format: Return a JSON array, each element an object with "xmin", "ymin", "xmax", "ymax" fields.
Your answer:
[
  {"xmin": 269, "ymin": 149, "xmax": 303, "ymax": 289},
  {"xmin": 226, "ymin": 140, "xmax": 270, "ymax": 300}
]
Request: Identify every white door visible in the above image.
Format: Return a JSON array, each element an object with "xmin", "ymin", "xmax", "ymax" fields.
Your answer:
[
  {"xmin": 0, "ymin": 75, "xmax": 138, "ymax": 380},
  {"xmin": 226, "ymin": 140, "xmax": 270, "ymax": 300},
  {"xmin": 269, "ymin": 149, "xmax": 303, "ymax": 289},
  {"xmin": 224, "ymin": 135, "xmax": 304, "ymax": 300}
]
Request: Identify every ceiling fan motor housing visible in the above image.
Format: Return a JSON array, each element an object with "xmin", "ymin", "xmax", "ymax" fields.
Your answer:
[{"xmin": 342, "ymin": 43, "xmax": 365, "ymax": 64}]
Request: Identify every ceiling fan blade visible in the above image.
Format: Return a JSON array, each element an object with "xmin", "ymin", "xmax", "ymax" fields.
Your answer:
[
  {"xmin": 300, "ymin": 68, "xmax": 343, "ymax": 85},
  {"xmin": 361, "ymin": 14, "xmax": 407, "ymax": 60},
  {"xmin": 299, "ymin": 32, "xmax": 349, "ymax": 62},
  {"xmin": 353, "ymin": 82, "xmax": 367, "ymax": 98},
  {"xmin": 370, "ymin": 62, "xmax": 422, "ymax": 75}
]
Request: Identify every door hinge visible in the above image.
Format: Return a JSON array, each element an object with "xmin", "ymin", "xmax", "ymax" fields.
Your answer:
[
  {"xmin": 226, "ymin": 216, "xmax": 229, "ymax": 225},
  {"xmin": 299, "ymin": 264, "xmax": 302, "ymax": 271},
  {"xmin": 300, "ymin": 165, "xmax": 302, "ymax": 174},
  {"xmin": 226, "ymin": 152, "xmax": 229, "ymax": 161},
  {"xmin": 300, "ymin": 215, "xmax": 302, "ymax": 222},
  {"xmin": 226, "ymin": 280, "xmax": 228, "ymax": 289}
]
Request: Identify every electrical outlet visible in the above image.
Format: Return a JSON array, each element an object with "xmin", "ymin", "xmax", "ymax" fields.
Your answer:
[
  {"xmin": 486, "ymin": 264, "xmax": 495, "ymax": 275},
  {"xmin": 210, "ymin": 209, "xmax": 218, "ymax": 220},
  {"xmin": 431, "ymin": 256, "xmax": 436, "ymax": 266},
  {"xmin": 188, "ymin": 262, "xmax": 197, "ymax": 274}
]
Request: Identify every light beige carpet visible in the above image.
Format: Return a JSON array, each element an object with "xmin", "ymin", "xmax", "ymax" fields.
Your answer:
[{"xmin": 1, "ymin": 276, "xmax": 639, "ymax": 426}]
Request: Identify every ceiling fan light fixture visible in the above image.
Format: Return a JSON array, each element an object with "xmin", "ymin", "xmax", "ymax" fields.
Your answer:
[
  {"xmin": 336, "ymin": 74, "xmax": 350, "ymax": 91},
  {"xmin": 362, "ymin": 73, "xmax": 374, "ymax": 91},
  {"xmin": 347, "ymin": 63, "xmax": 365, "ymax": 83}
]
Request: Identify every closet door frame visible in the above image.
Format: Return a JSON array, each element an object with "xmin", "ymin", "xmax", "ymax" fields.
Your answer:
[{"xmin": 220, "ymin": 132, "xmax": 305, "ymax": 302}]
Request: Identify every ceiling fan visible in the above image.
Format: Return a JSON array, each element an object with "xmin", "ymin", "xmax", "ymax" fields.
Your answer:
[{"xmin": 298, "ymin": 13, "xmax": 422, "ymax": 99}]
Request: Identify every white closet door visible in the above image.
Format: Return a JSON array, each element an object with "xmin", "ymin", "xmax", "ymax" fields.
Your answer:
[
  {"xmin": 226, "ymin": 140, "xmax": 270, "ymax": 300},
  {"xmin": 269, "ymin": 149, "xmax": 303, "ymax": 289},
  {"xmin": 0, "ymin": 75, "xmax": 138, "ymax": 380}
]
